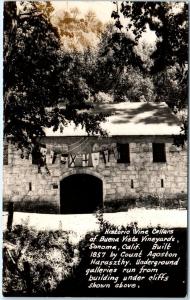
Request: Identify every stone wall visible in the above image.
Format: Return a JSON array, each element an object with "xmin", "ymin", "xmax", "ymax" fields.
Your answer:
[{"xmin": 3, "ymin": 136, "xmax": 187, "ymax": 213}]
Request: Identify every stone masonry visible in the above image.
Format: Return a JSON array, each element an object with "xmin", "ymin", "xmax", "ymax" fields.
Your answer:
[{"xmin": 3, "ymin": 135, "xmax": 187, "ymax": 213}]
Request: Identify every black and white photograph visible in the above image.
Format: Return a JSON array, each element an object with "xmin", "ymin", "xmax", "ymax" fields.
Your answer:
[{"xmin": 3, "ymin": 0, "xmax": 188, "ymax": 297}]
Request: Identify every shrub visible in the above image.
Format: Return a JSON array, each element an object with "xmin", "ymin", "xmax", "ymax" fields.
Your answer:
[
  {"xmin": 3, "ymin": 199, "xmax": 58, "ymax": 214},
  {"xmin": 3, "ymin": 225, "xmax": 78, "ymax": 296},
  {"xmin": 137, "ymin": 193, "xmax": 187, "ymax": 209},
  {"xmin": 103, "ymin": 198, "xmax": 136, "ymax": 212},
  {"xmin": 137, "ymin": 194, "xmax": 160, "ymax": 208},
  {"xmin": 164, "ymin": 193, "xmax": 187, "ymax": 209}
]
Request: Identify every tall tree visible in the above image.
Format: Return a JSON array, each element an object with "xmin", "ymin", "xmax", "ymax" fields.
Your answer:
[
  {"xmin": 4, "ymin": 1, "xmax": 61, "ymax": 148},
  {"xmin": 94, "ymin": 24, "xmax": 143, "ymax": 94},
  {"xmin": 53, "ymin": 8, "xmax": 104, "ymax": 52},
  {"xmin": 111, "ymin": 1, "xmax": 188, "ymax": 143},
  {"xmin": 117, "ymin": 2, "xmax": 188, "ymax": 72},
  {"xmin": 113, "ymin": 1, "xmax": 188, "ymax": 109},
  {"xmin": 4, "ymin": 1, "xmax": 106, "ymax": 151},
  {"xmin": 89, "ymin": 23, "xmax": 155, "ymax": 103}
]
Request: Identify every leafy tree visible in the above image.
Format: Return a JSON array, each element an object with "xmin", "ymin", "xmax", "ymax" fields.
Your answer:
[
  {"xmin": 53, "ymin": 8, "xmax": 104, "ymax": 52},
  {"xmin": 114, "ymin": 66, "xmax": 156, "ymax": 102},
  {"xmin": 3, "ymin": 0, "xmax": 107, "ymax": 176},
  {"xmin": 153, "ymin": 65, "xmax": 187, "ymax": 110},
  {"xmin": 4, "ymin": 2, "xmax": 17, "ymax": 100},
  {"xmin": 4, "ymin": 1, "xmax": 61, "ymax": 149},
  {"xmin": 111, "ymin": 1, "xmax": 188, "ymax": 143},
  {"xmin": 94, "ymin": 24, "xmax": 143, "ymax": 94},
  {"xmin": 33, "ymin": 1, "xmax": 54, "ymax": 21},
  {"xmin": 4, "ymin": 1, "xmax": 106, "ymax": 152},
  {"xmin": 117, "ymin": 2, "xmax": 188, "ymax": 73},
  {"xmin": 90, "ymin": 23, "xmax": 155, "ymax": 102},
  {"xmin": 113, "ymin": 1, "xmax": 188, "ymax": 109}
]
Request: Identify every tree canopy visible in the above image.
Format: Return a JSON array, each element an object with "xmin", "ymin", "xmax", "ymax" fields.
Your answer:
[
  {"xmin": 4, "ymin": 1, "xmax": 106, "ymax": 150},
  {"xmin": 4, "ymin": 1, "xmax": 60, "ymax": 148},
  {"xmin": 112, "ymin": 1, "xmax": 188, "ymax": 109},
  {"xmin": 53, "ymin": 8, "xmax": 104, "ymax": 52},
  {"xmin": 4, "ymin": 1, "xmax": 187, "ymax": 153},
  {"xmin": 115, "ymin": 2, "xmax": 188, "ymax": 71}
]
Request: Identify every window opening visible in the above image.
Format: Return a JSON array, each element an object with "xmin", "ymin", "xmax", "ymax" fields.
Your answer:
[
  {"xmin": 161, "ymin": 179, "xmax": 164, "ymax": 188},
  {"xmin": 131, "ymin": 179, "xmax": 134, "ymax": 189},
  {"xmin": 117, "ymin": 143, "xmax": 130, "ymax": 163},
  {"xmin": 152, "ymin": 143, "xmax": 166, "ymax": 163}
]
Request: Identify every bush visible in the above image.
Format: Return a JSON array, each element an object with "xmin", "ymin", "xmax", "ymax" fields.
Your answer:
[
  {"xmin": 102, "ymin": 193, "xmax": 187, "ymax": 212},
  {"xmin": 164, "ymin": 193, "xmax": 187, "ymax": 209},
  {"xmin": 137, "ymin": 194, "xmax": 160, "ymax": 208},
  {"xmin": 103, "ymin": 198, "xmax": 136, "ymax": 212},
  {"xmin": 3, "ymin": 199, "xmax": 58, "ymax": 214},
  {"xmin": 136, "ymin": 193, "xmax": 187, "ymax": 209},
  {"xmin": 3, "ymin": 225, "xmax": 78, "ymax": 296}
]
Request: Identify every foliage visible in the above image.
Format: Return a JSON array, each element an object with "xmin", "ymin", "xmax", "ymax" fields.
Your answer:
[
  {"xmin": 137, "ymin": 194, "xmax": 160, "ymax": 208},
  {"xmin": 137, "ymin": 193, "xmax": 187, "ymax": 209},
  {"xmin": 3, "ymin": 225, "xmax": 78, "ymax": 296},
  {"xmin": 153, "ymin": 65, "xmax": 188, "ymax": 110},
  {"xmin": 4, "ymin": 2, "xmax": 56, "ymax": 147},
  {"xmin": 94, "ymin": 91, "xmax": 114, "ymax": 103},
  {"xmin": 4, "ymin": 1, "xmax": 187, "ymax": 152},
  {"xmin": 4, "ymin": 1, "xmax": 61, "ymax": 149},
  {"xmin": 113, "ymin": 1, "xmax": 188, "ymax": 110},
  {"xmin": 110, "ymin": 1, "xmax": 188, "ymax": 144},
  {"xmin": 117, "ymin": 2, "xmax": 188, "ymax": 73},
  {"xmin": 164, "ymin": 192, "xmax": 187, "ymax": 209},
  {"xmin": 53, "ymin": 8, "xmax": 104, "ymax": 52},
  {"xmin": 113, "ymin": 66, "xmax": 156, "ymax": 102},
  {"xmin": 103, "ymin": 197, "xmax": 136, "ymax": 212},
  {"xmin": 85, "ymin": 23, "xmax": 156, "ymax": 103},
  {"xmin": 94, "ymin": 24, "xmax": 143, "ymax": 94},
  {"xmin": 3, "ymin": 199, "xmax": 58, "ymax": 214},
  {"xmin": 103, "ymin": 193, "xmax": 187, "ymax": 212},
  {"xmin": 4, "ymin": 2, "xmax": 107, "ymax": 153},
  {"xmin": 3, "ymin": 211, "xmax": 187, "ymax": 296}
]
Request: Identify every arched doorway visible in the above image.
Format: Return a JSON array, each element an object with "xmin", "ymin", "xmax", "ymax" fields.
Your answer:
[{"xmin": 60, "ymin": 174, "xmax": 103, "ymax": 214}]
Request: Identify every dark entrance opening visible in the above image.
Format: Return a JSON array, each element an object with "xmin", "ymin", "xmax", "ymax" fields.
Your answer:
[{"xmin": 60, "ymin": 174, "xmax": 103, "ymax": 214}]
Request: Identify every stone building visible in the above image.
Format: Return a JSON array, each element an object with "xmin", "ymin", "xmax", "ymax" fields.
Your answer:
[{"xmin": 3, "ymin": 102, "xmax": 187, "ymax": 214}]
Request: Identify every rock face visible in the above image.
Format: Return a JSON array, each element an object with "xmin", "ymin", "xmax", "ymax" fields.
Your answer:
[{"xmin": 3, "ymin": 135, "xmax": 187, "ymax": 214}]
